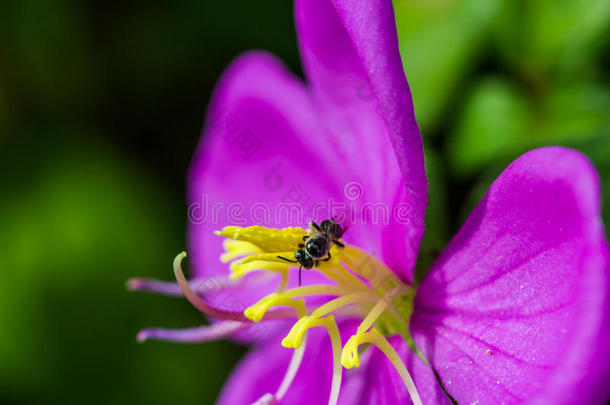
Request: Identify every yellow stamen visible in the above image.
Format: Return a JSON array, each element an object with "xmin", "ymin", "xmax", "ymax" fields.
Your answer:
[
  {"xmin": 275, "ymin": 334, "xmax": 308, "ymax": 402},
  {"xmin": 343, "ymin": 245, "xmax": 401, "ymax": 287},
  {"xmin": 324, "ymin": 316, "xmax": 343, "ymax": 405},
  {"xmin": 244, "ymin": 285, "xmax": 353, "ymax": 323},
  {"xmin": 173, "ymin": 252, "xmax": 249, "ymax": 322},
  {"xmin": 281, "ymin": 315, "xmax": 343, "ymax": 405},
  {"xmin": 357, "ymin": 284, "xmax": 405, "ymax": 334},
  {"xmin": 219, "ymin": 239, "xmax": 261, "ymax": 263},
  {"xmin": 328, "ymin": 262, "xmax": 369, "ymax": 289},
  {"xmin": 271, "ymin": 284, "xmax": 354, "ymax": 299},
  {"xmin": 245, "ymin": 293, "xmax": 306, "ymax": 322},
  {"xmin": 220, "ymin": 225, "xmax": 354, "ymax": 287},
  {"xmin": 342, "ymin": 328, "xmax": 422, "ymax": 405},
  {"xmin": 215, "ymin": 225, "xmax": 307, "ymax": 252},
  {"xmin": 214, "ymin": 224, "xmax": 423, "ymax": 404},
  {"xmin": 240, "ymin": 252, "xmax": 297, "ymax": 264},
  {"xmin": 229, "ymin": 259, "xmax": 289, "ymax": 279},
  {"xmin": 311, "ymin": 292, "xmax": 377, "ymax": 319}
]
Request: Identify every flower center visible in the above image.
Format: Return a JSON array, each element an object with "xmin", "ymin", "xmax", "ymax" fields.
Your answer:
[{"xmin": 214, "ymin": 224, "xmax": 423, "ymax": 405}]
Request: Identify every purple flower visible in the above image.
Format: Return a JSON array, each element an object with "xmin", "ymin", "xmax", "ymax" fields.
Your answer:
[{"xmin": 129, "ymin": 0, "xmax": 610, "ymax": 403}]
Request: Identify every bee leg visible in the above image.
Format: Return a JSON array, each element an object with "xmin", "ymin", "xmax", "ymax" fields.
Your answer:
[
  {"xmin": 277, "ymin": 256, "xmax": 298, "ymax": 263},
  {"xmin": 298, "ymin": 266, "xmax": 302, "ymax": 286},
  {"xmin": 309, "ymin": 221, "xmax": 321, "ymax": 232},
  {"xmin": 321, "ymin": 252, "xmax": 332, "ymax": 262},
  {"xmin": 302, "ymin": 235, "xmax": 309, "ymax": 241},
  {"xmin": 332, "ymin": 240, "xmax": 345, "ymax": 248},
  {"xmin": 298, "ymin": 243, "xmax": 304, "ymax": 248}
]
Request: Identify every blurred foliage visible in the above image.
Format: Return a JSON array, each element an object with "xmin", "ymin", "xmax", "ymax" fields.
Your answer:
[
  {"xmin": 415, "ymin": 145, "xmax": 449, "ymax": 283},
  {"xmin": 395, "ymin": 0, "xmax": 610, "ymax": 230},
  {"xmin": 0, "ymin": 0, "xmax": 608, "ymax": 404},
  {"xmin": 394, "ymin": 0, "xmax": 505, "ymax": 130},
  {"xmin": 0, "ymin": 134, "xmax": 244, "ymax": 404},
  {"xmin": 492, "ymin": 0, "xmax": 610, "ymax": 76}
]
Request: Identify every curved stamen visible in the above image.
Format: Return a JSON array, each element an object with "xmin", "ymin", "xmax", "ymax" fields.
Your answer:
[
  {"xmin": 280, "ymin": 291, "xmax": 379, "ymax": 349},
  {"xmin": 250, "ymin": 334, "xmax": 308, "ymax": 405},
  {"xmin": 173, "ymin": 252, "xmax": 295, "ymax": 321},
  {"xmin": 311, "ymin": 292, "xmax": 377, "ymax": 318},
  {"xmin": 280, "ymin": 315, "xmax": 343, "ymax": 405},
  {"xmin": 325, "ymin": 317, "xmax": 343, "ymax": 405},
  {"xmin": 245, "ymin": 294, "xmax": 306, "ymax": 322},
  {"xmin": 342, "ymin": 328, "xmax": 422, "ymax": 405},
  {"xmin": 357, "ymin": 285, "xmax": 405, "ymax": 334},
  {"xmin": 275, "ymin": 334, "xmax": 307, "ymax": 400}
]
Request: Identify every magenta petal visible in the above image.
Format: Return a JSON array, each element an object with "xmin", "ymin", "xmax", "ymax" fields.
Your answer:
[
  {"xmin": 189, "ymin": 47, "xmax": 420, "ymax": 290},
  {"xmin": 296, "ymin": 0, "xmax": 427, "ymax": 279},
  {"xmin": 216, "ymin": 327, "xmax": 335, "ymax": 405},
  {"xmin": 411, "ymin": 147, "xmax": 609, "ymax": 404},
  {"xmin": 188, "ymin": 51, "xmax": 337, "ymax": 296},
  {"xmin": 190, "ymin": 0, "xmax": 429, "ymax": 288}
]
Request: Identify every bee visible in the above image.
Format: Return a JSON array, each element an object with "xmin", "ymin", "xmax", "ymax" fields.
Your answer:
[{"xmin": 278, "ymin": 219, "xmax": 346, "ymax": 285}]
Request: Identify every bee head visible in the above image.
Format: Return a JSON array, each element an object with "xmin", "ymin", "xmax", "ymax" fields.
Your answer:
[{"xmin": 295, "ymin": 249, "xmax": 314, "ymax": 269}]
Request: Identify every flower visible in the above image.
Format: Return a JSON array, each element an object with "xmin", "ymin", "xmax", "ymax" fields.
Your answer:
[{"xmin": 129, "ymin": 0, "xmax": 610, "ymax": 404}]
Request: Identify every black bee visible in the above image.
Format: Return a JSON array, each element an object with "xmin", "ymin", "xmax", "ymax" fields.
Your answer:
[{"xmin": 278, "ymin": 219, "xmax": 346, "ymax": 285}]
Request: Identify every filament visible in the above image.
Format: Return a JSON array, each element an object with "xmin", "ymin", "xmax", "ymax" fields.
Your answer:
[
  {"xmin": 275, "ymin": 334, "xmax": 307, "ymax": 400},
  {"xmin": 357, "ymin": 285, "xmax": 404, "ymax": 334},
  {"xmin": 368, "ymin": 329, "xmax": 422, "ymax": 405},
  {"xmin": 173, "ymin": 252, "xmax": 295, "ymax": 321}
]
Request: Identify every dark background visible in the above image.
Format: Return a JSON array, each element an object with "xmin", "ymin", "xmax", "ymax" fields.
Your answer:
[{"xmin": 0, "ymin": 0, "xmax": 608, "ymax": 404}]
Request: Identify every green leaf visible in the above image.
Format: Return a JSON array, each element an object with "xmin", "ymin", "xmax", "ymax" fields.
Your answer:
[
  {"xmin": 580, "ymin": 135, "xmax": 610, "ymax": 233},
  {"xmin": 448, "ymin": 77, "xmax": 610, "ymax": 178},
  {"xmin": 416, "ymin": 145, "xmax": 449, "ymax": 282},
  {"xmin": 394, "ymin": 0, "xmax": 505, "ymax": 130},
  {"xmin": 448, "ymin": 78, "xmax": 533, "ymax": 177},
  {"xmin": 493, "ymin": 0, "xmax": 610, "ymax": 75},
  {"xmin": 541, "ymin": 82, "xmax": 610, "ymax": 143}
]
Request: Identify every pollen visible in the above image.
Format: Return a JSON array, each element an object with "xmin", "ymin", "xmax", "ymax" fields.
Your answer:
[
  {"xmin": 216, "ymin": 224, "xmax": 423, "ymax": 405},
  {"xmin": 215, "ymin": 225, "xmax": 307, "ymax": 252}
]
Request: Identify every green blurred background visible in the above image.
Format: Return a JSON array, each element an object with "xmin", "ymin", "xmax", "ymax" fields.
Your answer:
[{"xmin": 0, "ymin": 0, "xmax": 608, "ymax": 404}]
